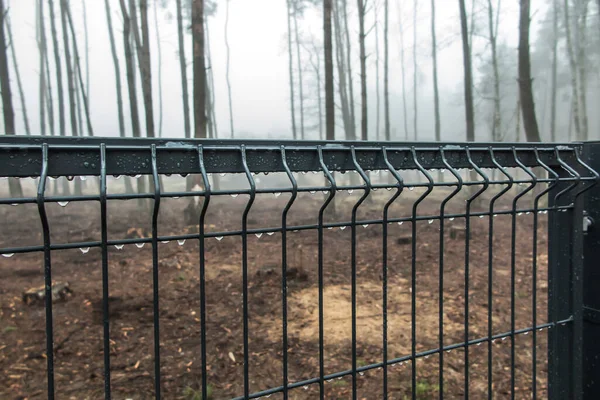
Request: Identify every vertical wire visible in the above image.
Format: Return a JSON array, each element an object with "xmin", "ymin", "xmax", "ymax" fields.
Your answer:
[
  {"xmin": 382, "ymin": 147, "xmax": 404, "ymax": 399},
  {"xmin": 510, "ymin": 148, "xmax": 537, "ymax": 400},
  {"xmin": 349, "ymin": 147, "xmax": 371, "ymax": 400},
  {"xmin": 409, "ymin": 147, "xmax": 434, "ymax": 400},
  {"xmin": 437, "ymin": 148, "xmax": 464, "ymax": 400},
  {"xmin": 197, "ymin": 145, "xmax": 211, "ymax": 400},
  {"xmin": 463, "ymin": 148, "xmax": 490, "ymax": 400},
  {"xmin": 37, "ymin": 143, "xmax": 54, "ymax": 400},
  {"xmin": 150, "ymin": 144, "xmax": 162, "ymax": 400},
  {"xmin": 280, "ymin": 146, "xmax": 298, "ymax": 400},
  {"xmin": 99, "ymin": 144, "xmax": 111, "ymax": 399},
  {"xmin": 487, "ymin": 148, "xmax": 514, "ymax": 400},
  {"xmin": 317, "ymin": 146, "xmax": 336, "ymax": 400},
  {"xmin": 240, "ymin": 145, "xmax": 256, "ymax": 400},
  {"xmin": 531, "ymin": 149, "xmax": 559, "ymax": 400}
]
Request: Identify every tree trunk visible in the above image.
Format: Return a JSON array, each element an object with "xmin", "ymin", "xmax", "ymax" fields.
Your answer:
[
  {"xmin": 83, "ymin": 1, "xmax": 89, "ymax": 103},
  {"xmin": 225, "ymin": 0, "xmax": 234, "ymax": 137},
  {"xmin": 374, "ymin": 0, "xmax": 380, "ymax": 141},
  {"xmin": 192, "ymin": 0, "xmax": 206, "ymax": 139},
  {"xmin": 333, "ymin": 0, "xmax": 352, "ymax": 138},
  {"xmin": 486, "ymin": 0, "xmax": 501, "ymax": 142},
  {"xmin": 293, "ymin": 7, "xmax": 305, "ymax": 140},
  {"xmin": 153, "ymin": 0, "xmax": 163, "ymax": 137},
  {"xmin": 458, "ymin": 0, "xmax": 475, "ymax": 142},
  {"xmin": 550, "ymin": 0, "xmax": 558, "ymax": 142},
  {"xmin": 357, "ymin": 0, "xmax": 367, "ymax": 140},
  {"xmin": 324, "ymin": 0, "xmax": 334, "ymax": 140},
  {"xmin": 74, "ymin": 56, "xmax": 84, "ymax": 139},
  {"xmin": 44, "ymin": 37, "xmax": 55, "ymax": 137},
  {"xmin": 60, "ymin": 0, "xmax": 77, "ymax": 139},
  {"xmin": 342, "ymin": 0, "xmax": 356, "ymax": 140},
  {"xmin": 204, "ymin": 13, "xmax": 217, "ymax": 139},
  {"xmin": 397, "ymin": 0, "xmax": 409, "ymax": 140},
  {"xmin": 65, "ymin": 4, "xmax": 93, "ymax": 136},
  {"xmin": 36, "ymin": 1, "xmax": 45, "ymax": 136},
  {"xmin": 563, "ymin": 0, "xmax": 581, "ymax": 140},
  {"xmin": 0, "ymin": 0, "xmax": 23, "ymax": 197},
  {"xmin": 518, "ymin": 0, "xmax": 541, "ymax": 142},
  {"xmin": 384, "ymin": 0, "xmax": 389, "ymax": 142},
  {"xmin": 286, "ymin": 0, "xmax": 297, "ymax": 139},
  {"xmin": 137, "ymin": 0, "xmax": 155, "ymax": 138},
  {"xmin": 119, "ymin": 0, "xmax": 141, "ymax": 139},
  {"xmin": 48, "ymin": 0, "xmax": 65, "ymax": 138},
  {"xmin": 412, "ymin": 0, "xmax": 418, "ymax": 140},
  {"xmin": 6, "ymin": 15, "xmax": 30, "ymax": 135},
  {"xmin": 176, "ymin": 0, "xmax": 191, "ymax": 140},
  {"xmin": 431, "ymin": 0, "xmax": 440, "ymax": 145},
  {"xmin": 576, "ymin": 1, "xmax": 588, "ymax": 141}
]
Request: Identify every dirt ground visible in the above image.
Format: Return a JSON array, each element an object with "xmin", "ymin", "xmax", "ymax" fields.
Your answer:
[{"xmin": 0, "ymin": 173, "xmax": 552, "ymax": 399}]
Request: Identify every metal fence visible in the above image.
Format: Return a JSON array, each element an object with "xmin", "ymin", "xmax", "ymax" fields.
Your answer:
[{"xmin": 0, "ymin": 136, "xmax": 599, "ymax": 400}]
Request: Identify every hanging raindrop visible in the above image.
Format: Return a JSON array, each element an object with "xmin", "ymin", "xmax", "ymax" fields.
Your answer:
[
  {"xmin": 114, "ymin": 244, "xmax": 124, "ymax": 250},
  {"xmin": 79, "ymin": 247, "xmax": 90, "ymax": 254},
  {"xmin": 135, "ymin": 243, "xmax": 145, "ymax": 248},
  {"xmin": 58, "ymin": 201, "xmax": 69, "ymax": 207},
  {"xmin": 216, "ymin": 236, "xmax": 224, "ymax": 241},
  {"xmin": 255, "ymin": 233, "xmax": 263, "ymax": 238},
  {"xmin": 177, "ymin": 239, "xmax": 186, "ymax": 246},
  {"xmin": 2, "ymin": 253, "xmax": 14, "ymax": 258}
]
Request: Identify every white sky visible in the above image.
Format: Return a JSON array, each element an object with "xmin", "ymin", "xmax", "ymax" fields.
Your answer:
[{"xmin": 6, "ymin": 0, "xmax": 540, "ymax": 141}]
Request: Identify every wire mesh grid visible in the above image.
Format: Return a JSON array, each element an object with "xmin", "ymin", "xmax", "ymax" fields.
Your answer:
[{"xmin": 0, "ymin": 137, "xmax": 598, "ymax": 400}]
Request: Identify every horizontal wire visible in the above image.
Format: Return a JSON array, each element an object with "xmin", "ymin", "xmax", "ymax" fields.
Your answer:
[
  {"xmin": 0, "ymin": 176, "xmax": 595, "ymax": 205},
  {"xmin": 229, "ymin": 318, "xmax": 571, "ymax": 400},
  {"xmin": 0, "ymin": 205, "xmax": 572, "ymax": 255}
]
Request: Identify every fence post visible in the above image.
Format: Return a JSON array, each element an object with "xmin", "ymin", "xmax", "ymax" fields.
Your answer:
[
  {"xmin": 582, "ymin": 142, "xmax": 600, "ymax": 399},
  {"xmin": 547, "ymin": 151, "xmax": 585, "ymax": 400}
]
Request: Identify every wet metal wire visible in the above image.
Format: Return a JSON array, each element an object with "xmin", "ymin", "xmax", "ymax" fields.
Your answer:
[{"xmin": 0, "ymin": 136, "xmax": 599, "ymax": 400}]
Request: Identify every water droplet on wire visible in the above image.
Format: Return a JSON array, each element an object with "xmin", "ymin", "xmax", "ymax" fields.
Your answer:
[
  {"xmin": 215, "ymin": 236, "xmax": 224, "ymax": 241},
  {"xmin": 58, "ymin": 201, "xmax": 69, "ymax": 207},
  {"xmin": 177, "ymin": 239, "xmax": 186, "ymax": 246},
  {"xmin": 2, "ymin": 253, "xmax": 14, "ymax": 258},
  {"xmin": 255, "ymin": 233, "xmax": 263, "ymax": 238},
  {"xmin": 114, "ymin": 244, "xmax": 124, "ymax": 250},
  {"xmin": 340, "ymin": 226, "xmax": 346, "ymax": 230},
  {"xmin": 274, "ymin": 192, "xmax": 281, "ymax": 198},
  {"xmin": 135, "ymin": 243, "xmax": 145, "ymax": 248},
  {"xmin": 79, "ymin": 247, "xmax": 90, "ymax": 254},
  {"xmin": 428, "ymin": 219, "xmax": 434, "ymax": 224}
]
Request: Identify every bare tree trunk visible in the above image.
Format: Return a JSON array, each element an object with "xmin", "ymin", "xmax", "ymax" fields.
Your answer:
[
  {"xmin": 358, "ymin": 0, "xmax": 368, "ymax": 140},
  {"xmin": 44, "ymin": 40, "xmax": 55, "ymax": 137},
  {"xmin": 153, "ymin": 0, "xmax": 163, "ymax": 137},
  {"xmin": 487, "ymin": 0, "xmax": 501, "ymax": 142},
  {"xmin": 563, "ymin": 0, "xmax": 581, "ymax": 140},
  {"xmin": 286, "ymin": 0, "xmax": 297, "ymax": 139},
  {"xmin": 48, "ymin": 0, "xmax": 65, "ymax": 138},
  {"xmin": 0, "ymin": 0, "xmax": 22, "ymax": 197},
  {"xmin": 293, "ymin": 7, "xmax": 306, "ymax": 140},
  {"xmin": 325, "ymin": 0, "xmax": 335, "ymax": 140},
  {"xmin": 397, "ymin": 0, "xmax": 409, "ymax": 140},
  {"xmin": 384, "ymin": 0, "xmax": 389, "ymax": 142},
  {"xmin": 342, "ymin": 0, "xmax": 356, "ymax": 140},
  {"xmin": 412, "ymin": 0, "xmax": 417, "ymax": 140},
  {"xmin": 431, "ymin": 0, "xmax": 440, "ymax": 145},
  {"xmin": 73, "ymin": 56, "xmax": 84, "ymax": 139},
  {"xmin": 192, "ymin": 0, "xmax": 206, "ymax": 139},
  {"xmin": 119, "ymin": 0, "xmax": 141, "ymax": 139},
  {"xmin": 334, "ymin": 0, "xmax": 352, "ymax": 137},
  {"xmin": 36, "ymin": 1, "xmax": 45, "ymax": 136},
  {"xmin": 518, "ymin": 0, "xmax": 541, "ymax": 142},
  {"xmin": 138, "ymin": 0, "xmax": 155, "ymax": 138},
  {"xmin": 6, "ymin": 16, "xmax": 30, "ymax": 135},
  {"xmin": 83, "ymin": 1, "xmax": 89, "ymax": 103},
  {"xmin": 204, "ymin": 14, "xmax": 217, "ymax": 139},
  {"xmin": 458, "ymin": 0, "xmax": 475, "ymax": 142},
  {"xmin": 375, "ymin": 0, "xmax": 380, "ymax": 141},
  {"xmin": 176, "ymin": 0, "xmax": 191, "ymax": 140},
  {"xmin": 65, "ymin": 4, "xmax": 93, "ymax": 136},
  {"xmin": 576, "ymin": 0, "xmax": 589, "ymax": 141},
  {"xmin": 60, "ymin": 0, "xmax": 77, "ymax": 138},
  {"xmin": 224, "ymin": 0, "xmax": 234, "ymax": 137},
  {"xmin": 550, "ymin": 0, "xmax": 558, "ymax": 142}
]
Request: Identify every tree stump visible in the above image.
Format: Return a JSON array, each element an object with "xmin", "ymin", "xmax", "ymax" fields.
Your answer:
[{"xmin": 22, "ymin": 282, "xmax": 73, "ymax": 305}]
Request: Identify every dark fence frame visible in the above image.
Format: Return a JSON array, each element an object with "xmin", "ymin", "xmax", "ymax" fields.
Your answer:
[{"xmin": 0, "ymin": 136, "xmax": 599, "ymax": 400}]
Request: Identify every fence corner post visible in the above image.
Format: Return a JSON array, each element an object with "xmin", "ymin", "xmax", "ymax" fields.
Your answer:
[{"xmin": 582, "ymin": 142, "xmax": 600, "ymax": 399}]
